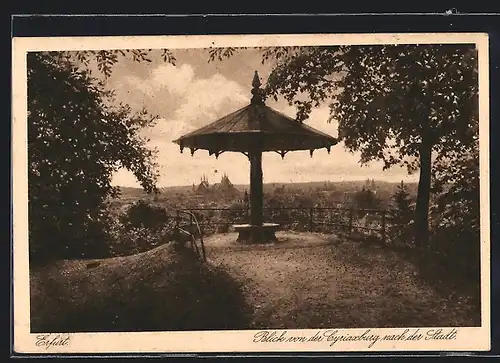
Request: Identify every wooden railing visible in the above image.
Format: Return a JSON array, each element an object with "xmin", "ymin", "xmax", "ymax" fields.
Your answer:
[{"xmin": 175, "ymin": 206, "xmax": 402, "ymax": 243}]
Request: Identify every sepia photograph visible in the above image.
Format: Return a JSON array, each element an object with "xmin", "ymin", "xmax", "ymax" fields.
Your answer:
[{"xmin": 12, "ymin": 33, "xmax": 490, "ymax": 353}]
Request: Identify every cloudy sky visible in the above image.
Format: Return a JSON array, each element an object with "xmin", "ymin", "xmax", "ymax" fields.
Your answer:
[{"xmin": 101, "ymin": 48, "xmax": 418, "ymax": 187}]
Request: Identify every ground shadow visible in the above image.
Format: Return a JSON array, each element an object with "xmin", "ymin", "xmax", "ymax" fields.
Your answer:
[{"xmin": 30, "ymin": 245, "xmax": 253, "ymax": 332}]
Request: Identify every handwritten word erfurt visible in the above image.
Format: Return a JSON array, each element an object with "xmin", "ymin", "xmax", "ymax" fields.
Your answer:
[{"xmin": 35, "ymin": 334, "xmax": 70, "ymax": 350}]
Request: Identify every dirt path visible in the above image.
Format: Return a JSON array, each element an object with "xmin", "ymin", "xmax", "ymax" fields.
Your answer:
[{"xmin": 204, "ymin": 231, "xmax": 480, "ymax": 329}]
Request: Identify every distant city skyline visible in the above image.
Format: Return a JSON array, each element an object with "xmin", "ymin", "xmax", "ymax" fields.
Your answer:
[
  {"xmin": 146, "ymin": 177, "xmax": 418, "ymax": 190},
  {"xmin": 100, "ymin": 48, "xmax": 419, "ymax": 188}
]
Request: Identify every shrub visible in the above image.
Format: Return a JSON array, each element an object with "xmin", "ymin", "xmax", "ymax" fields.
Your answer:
[{"xmin": 120, "ymin": 200, "xmax": 169, "ymax": 231}]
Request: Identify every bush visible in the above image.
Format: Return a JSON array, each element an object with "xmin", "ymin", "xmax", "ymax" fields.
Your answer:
[
  {"xmin": 429, "ymin": 224, "xmax": 480, "ymax": 278},
  {"xmin": 109, "ymin": 225, "xmax": 173, "ymax": 256},
  {"xmin": 29, "ymin": 207, "xmax": 116, "ymax": 264},
  {"xmin": 105, "ymin": 201, "xmax": 177, "ymax": 256},
  {"xmin": 120, "ymin": 200, "xmax": 169, "ymax": 231}
]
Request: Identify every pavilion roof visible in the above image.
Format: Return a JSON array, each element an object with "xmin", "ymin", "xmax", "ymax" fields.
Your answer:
[{"xmin": 173, "ymin": 71, "xmax": 339, "ymax": 156}]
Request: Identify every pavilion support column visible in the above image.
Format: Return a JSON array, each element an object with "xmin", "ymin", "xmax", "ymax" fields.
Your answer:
[{"xmin": 249, "ymin": 148, "xmax": 264, "ymax": 241}]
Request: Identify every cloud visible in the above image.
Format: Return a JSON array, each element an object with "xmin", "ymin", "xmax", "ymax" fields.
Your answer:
[
  {"xmin": 110, "ymin": 75, "xmax": 156, "ymax": 113},
  {"xmin": 139, "ymin": 68, "xmax": 250, "ymax": 152},
  {"xmin": 173, "ymin": 74, "xmax": 248, "ymax": 127},
  {"xmin": 150, "ymin": 63, "xmax": 195, "ymax": 96},
  {"xmin": 117, "ymin": 63, "xmax": 196, "ymax": 98},
  {"xmin": 109, "ymin": 64, "xmax": 195, "ymax": 119},
  {"xmin": 142, "ymin": 117, "xmax": 192, "ymax": 142}
]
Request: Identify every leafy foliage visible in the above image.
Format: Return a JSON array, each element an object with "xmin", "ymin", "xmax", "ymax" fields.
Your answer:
[
  {"xmin": 352, "ymin": 188, "xmax": 381, "ymax": 210},
  {"xmin": 28, "ymin": 52, "xmax": 160, "ymax": 263},
  {"xmin": 330, "ymin": 45, "xmax": 478, "ymax": 172},
  {"xmin": 429, "ymin": 133, "xmax": 480, "ymax": 274},
  {"xmin": 58, "ymin": 49, "xmax": 177, "ymax": 78},
  {"xmin": 208, "ymin": 46, "xmax": 305, "ymax": 65},
  {"xmin": 431, "ymin": 115, "xmax": 480, "ymax": 234},
  {"xmin": 119, "ymin": 200, "xmax": 169, "ymax": 231},
  {"xmin": 392, "ymin": 182, "xmax": 414, "ymax": 220},
  {"xmin": 208, "ymin": 47, "xmax": 242, "ymax": 63},
  {"xmin": 265, "ymin": 46, "xmax": 343, "ymax": 122},
  {"xmin": 389, "ymin": 181, "xmax": 415, "ymax": 244}
]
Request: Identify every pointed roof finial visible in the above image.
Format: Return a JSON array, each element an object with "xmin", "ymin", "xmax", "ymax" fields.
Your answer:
[
  {"xmin": 251, "ymin": 70, "xmax": 264, "ymax": 105},
  {"xmin": 252, "ymin": 70, "xmax": 261, "ymax": 88}
]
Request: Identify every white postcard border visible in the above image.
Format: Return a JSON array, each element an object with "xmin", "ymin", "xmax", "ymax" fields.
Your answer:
[{"xmin": 12, "ymin": 32, "xmax": 491, "ymax": 353}]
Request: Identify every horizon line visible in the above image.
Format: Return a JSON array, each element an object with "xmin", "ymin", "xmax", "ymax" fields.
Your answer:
[{"xmin": 115, "ymin": 179, "xmax": 418, "ymax": 189}]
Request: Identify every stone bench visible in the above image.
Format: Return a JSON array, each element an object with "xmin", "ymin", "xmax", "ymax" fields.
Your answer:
[{"xmin": 233, "ymin": 223, "xmax": 280, "ymax": 243}]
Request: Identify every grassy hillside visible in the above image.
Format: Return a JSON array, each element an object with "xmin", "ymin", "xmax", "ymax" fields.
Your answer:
[{"xmin": 30, "ymin": 244, "xmax": 251, "ymax": 332}]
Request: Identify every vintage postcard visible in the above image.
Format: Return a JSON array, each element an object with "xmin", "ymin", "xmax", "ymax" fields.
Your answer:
[{"xmin": 12, "ymin": 32, "xmax": 490, "ymax": 354}]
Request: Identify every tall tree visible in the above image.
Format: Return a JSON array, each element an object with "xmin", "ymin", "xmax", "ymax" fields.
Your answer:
[
  {"xmin": 338, "ymin": 45, "xmax": 477, "ymax": 247},
  {"xmin": 28, "ymin": 51, "xmax": 167, "ymax": 262},
  {"xmin": 353, "ymin": 188, "xmax": 381, "ymax": 210},
  {"xmin": 392, "ymin": 181, "xmax": 413, "ymax": 216},
  {"xmin": 230, "ymin": 44, "xmax": 478, "ymax": 247},
  {"xmin": 390, "ymin": 181, "xmax": 414, "ymax": 241}
]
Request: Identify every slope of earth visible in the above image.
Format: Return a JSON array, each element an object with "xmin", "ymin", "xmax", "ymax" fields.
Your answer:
[{"xmin": 30, "ymin": 244, "xmax": 252, "ymax": 333}]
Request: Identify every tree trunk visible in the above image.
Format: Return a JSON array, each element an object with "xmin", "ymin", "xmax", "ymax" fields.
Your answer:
[{"xmin": 414, "ymin": 142, "xmax": 432, "ymax": 247}]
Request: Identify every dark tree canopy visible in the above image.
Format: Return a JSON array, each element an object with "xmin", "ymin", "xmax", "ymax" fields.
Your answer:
[{"xmin": 28, "ymin": 52, "xmax": 161, "ymax": 262}]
